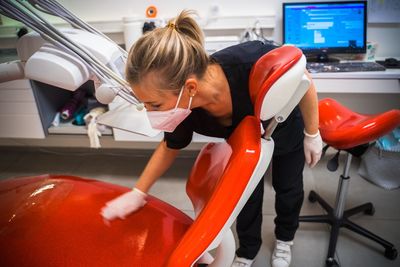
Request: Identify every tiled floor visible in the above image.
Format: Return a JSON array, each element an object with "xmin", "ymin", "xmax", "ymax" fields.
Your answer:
[{"xmin": 0, "ymin": 146, "xmax": 399, "ymax": 267}]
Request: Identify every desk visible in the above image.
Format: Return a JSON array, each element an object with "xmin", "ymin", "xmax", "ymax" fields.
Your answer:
[
  {"xmin": 311, "ymin": 69, "xmax": 400, "ymax": 93},
  {"xmin": 311, "ymin": 69, "xmax": 400, "ymax": 114}
]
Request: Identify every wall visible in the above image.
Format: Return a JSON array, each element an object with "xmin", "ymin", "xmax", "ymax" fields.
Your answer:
[{"xmin": 1, "ymin": 0, "xmax": 399, "ymax": 57}]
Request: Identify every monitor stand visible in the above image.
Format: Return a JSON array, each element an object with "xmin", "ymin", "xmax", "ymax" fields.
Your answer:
[{"xmin": 307, "ymin": 53, "xmax": 340, "ymax": 63}]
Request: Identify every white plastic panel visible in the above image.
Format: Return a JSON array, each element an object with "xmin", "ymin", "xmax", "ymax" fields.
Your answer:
[
  {"xmin": 62, "ymin": 28, "xmax": 120, "ymax": 65},
  {"xmin": 259, "ymin": 55, "xmax": 308, "ymax": 121},
  {"xmin": 25, "ymin": 46, "xmax": 89, "ymax": 91}
]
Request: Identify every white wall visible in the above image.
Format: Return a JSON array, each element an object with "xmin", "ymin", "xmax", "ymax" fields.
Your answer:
[
  {"xmin": 1, "ymin": 0, "xmax": 399, "ymax": 57},
  {"xmin": 55, "ymin": 0, "xmax": 278, "ymax": 21},
  {"xmin": 56, "ymin": 0, "xmax": 400, "ymax": 58}
]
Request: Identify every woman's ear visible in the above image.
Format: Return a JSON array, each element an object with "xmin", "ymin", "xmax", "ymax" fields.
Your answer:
[{"xmin": 185, "ymin": 77, "xmax": 198, "ymax": 97}]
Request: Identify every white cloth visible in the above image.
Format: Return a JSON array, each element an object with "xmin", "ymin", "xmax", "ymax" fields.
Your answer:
[
  {"xmin": 84, "ymin": 107, "xmax": 106, "ymax": 148},
  {"xmin": 101, "ymin": 188, "xmax": 147, "ymax": 220}
]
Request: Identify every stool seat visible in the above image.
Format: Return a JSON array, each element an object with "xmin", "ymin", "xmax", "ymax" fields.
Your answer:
[{"xmin": 319, "ymin": 98, "xmax": 400, "ymax": 149}]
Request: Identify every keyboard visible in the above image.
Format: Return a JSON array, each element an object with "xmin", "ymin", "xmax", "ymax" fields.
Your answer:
[{"xmin": 306, "ymin": 61, "xmax": 386, "ymax": 73}]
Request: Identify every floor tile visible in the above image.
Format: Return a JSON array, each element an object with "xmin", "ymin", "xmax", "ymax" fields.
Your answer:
[
  {"xmin": 335, "ymin": 218, "xmax": 400, "ymax": 267},
  {"xmin": 0, "ymin": 147, "xmax": 399, "ymax": 267},
  {"xmin": 5, "ymin": 149, "xmax": 81, "ymax": 175},
  {"xmin": 0, "ymin": 148, "xmax": 24, "ymax": 173}
]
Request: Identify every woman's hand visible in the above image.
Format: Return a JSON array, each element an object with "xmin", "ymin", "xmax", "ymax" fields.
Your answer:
[
  {"xmin": 303, "ymin": 129, "xmax": 323, "ymax": 168},
  {"xmin": 101, "ymin": 188, "xmax": 147, "ymax": 220}
]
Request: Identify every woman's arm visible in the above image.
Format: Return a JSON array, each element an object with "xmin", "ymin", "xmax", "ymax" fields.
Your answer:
[
  {"xmin": 135, "ymin": 140, "xmax": 180, "ymax": 193},
  {"xmin": 299, "ymin": 71, "xmax": 322, "ymax": 168},
  {"xmin": 299, "ymin": 71, "xmax": 319, "ymax": 135},
  {"xmin": 101, "ymin": 140, "xmax": 180, "ymax": 220}
]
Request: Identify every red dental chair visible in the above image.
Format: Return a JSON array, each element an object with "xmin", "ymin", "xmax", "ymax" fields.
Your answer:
[
  {"xmin": 0, "ymin": 46, "xmax": 309, "ymax": 267},
  {"xmin": 299, "ymin": 98, "xmax": 400, "ymax": 267}
]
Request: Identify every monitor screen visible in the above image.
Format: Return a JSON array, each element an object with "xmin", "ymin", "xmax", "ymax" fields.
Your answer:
[{"xmin": 283, "ymin": 1, "xmax": 367, "ymax": 60}]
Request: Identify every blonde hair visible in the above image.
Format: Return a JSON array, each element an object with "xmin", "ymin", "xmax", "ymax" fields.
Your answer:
[{"xmin": 126, "ymin": 10, "xmax": 209, "ymax": 92}]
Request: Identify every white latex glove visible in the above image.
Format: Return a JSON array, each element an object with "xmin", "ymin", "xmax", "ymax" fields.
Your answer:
[
  {"xmin": 303, "ymin": 129, "xmax": 323, "ymax": 168},
  {"xmin": 101, "ymin": 188, "xmax": 147, "ymax": 221}
]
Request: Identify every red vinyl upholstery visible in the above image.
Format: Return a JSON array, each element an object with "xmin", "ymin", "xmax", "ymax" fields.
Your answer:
[
  {"xmin": 0, "ymin": 175, "xmax": 192, "ymax": 267},
  {"xmin": 166, "ymin": 116, "xmax": 261, "ymax": 266},
  {"xmin": 0, "ymin": 116, "xmax": 262, "ymax": 267},
  {"xmin": 319, "ymin": 98, "xmax": 400, "ymax": 149}
]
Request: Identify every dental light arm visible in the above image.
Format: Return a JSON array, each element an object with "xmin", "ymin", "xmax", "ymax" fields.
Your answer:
[
  {"xmin": 0, "ymin": 60, "xmax": 25, "ymax": 83},
  {"xmin": 1, "ymin": 0, "xmax": 159, "ymax": 137},
  {"xmin": 27, "ymin": 0, "xmax": 128, "ymax": 58},
  {"xmin": 0, "ymin": 0, "xmax": 137, "ymax": 104}
]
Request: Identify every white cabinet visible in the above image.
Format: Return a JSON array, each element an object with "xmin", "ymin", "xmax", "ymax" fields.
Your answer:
[{"xmin": 0, "ymin": 79, "xmax": 45, "ymax": 138}]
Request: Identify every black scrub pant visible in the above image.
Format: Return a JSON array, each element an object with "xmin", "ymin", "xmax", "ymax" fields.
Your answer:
[{"xmin": 235, "ymin": 146, "xmax": 305, "ymax": 260}]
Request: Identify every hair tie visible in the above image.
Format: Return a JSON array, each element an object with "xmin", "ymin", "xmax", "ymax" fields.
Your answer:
[{"xmin": 166, "ymin": 22, "xmax": 176, "ymax": 30}]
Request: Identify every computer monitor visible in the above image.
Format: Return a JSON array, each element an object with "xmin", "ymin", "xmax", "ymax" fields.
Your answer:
[{"xmin": 283, "ymin": 1, "xmax": 367, "ymax": 62}]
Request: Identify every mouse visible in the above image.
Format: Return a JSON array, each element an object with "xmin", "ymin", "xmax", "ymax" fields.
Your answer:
[{"xmin": 384, "ymin": 58, "xmax": 399, "ymax": 67}]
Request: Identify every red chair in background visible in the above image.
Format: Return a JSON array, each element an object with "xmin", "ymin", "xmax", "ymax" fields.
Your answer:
[
  {"xmin": 0, "ymin": 46, "xmax": 309, "ymax": 267},
  {"xmin": 299, "ymin": 98, "xmax": 400, "ymax": 267}
]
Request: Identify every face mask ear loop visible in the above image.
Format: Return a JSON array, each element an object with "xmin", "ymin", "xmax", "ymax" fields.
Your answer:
[
  {"xmin": 187, "ymin": 95, "xmax": 193, "ymax": 109},
  {"xmin": 174, "ymin": 86, "xmax": 185, "ymax": 109}
]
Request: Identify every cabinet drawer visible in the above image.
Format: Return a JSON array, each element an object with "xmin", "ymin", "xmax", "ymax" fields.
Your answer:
[
  {"xmin": 0, "ymin": 79, "xmax": 31, "ymax": 90},
  {"xmin": 0, "ymin": 114, "xmax": 45, "ymax": 138},
  {"xmin": 0, "ymin": 102, "xmax": 40, "ymax": 115},
  {"xmin": 0, "ymin": 88, "xmax": 35, "ymax": 102}
]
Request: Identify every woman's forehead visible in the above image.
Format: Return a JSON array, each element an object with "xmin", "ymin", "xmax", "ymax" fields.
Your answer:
[
  {"xmin": 132, "ymin": 81, "xmax": 175, "ymax": 105},
  {"xmin": 132, "ymin": 84, "xmax": 161, "ymax": 103}
]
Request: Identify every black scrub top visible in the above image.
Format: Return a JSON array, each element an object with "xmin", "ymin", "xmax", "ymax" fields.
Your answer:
[{"xmin": 164, "ymin": 41, "xmax": 304, "ymax": 156}]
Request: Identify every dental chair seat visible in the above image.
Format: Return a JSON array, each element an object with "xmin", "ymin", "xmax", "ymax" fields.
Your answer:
[
  {"xmin": 0, "ymin": 116, "xmax": 268, "ymax": 267},
  {"xmin": 0, "ymin": 175, "xmax": 192, "ymax": 267}
]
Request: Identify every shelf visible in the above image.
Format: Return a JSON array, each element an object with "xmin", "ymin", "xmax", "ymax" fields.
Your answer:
[
  {"xmin": 201, "ymin": 15, "xmax": 275, "ymax": 30},
  {"xmin": 48, "ymin": 121, "xmax": 112, "ymax": 135}
]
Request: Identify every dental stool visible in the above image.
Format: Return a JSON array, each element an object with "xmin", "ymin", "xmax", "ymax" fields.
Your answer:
[{"xmin": 299, "ymin": 98, "xmax": 400, "ymax": 267}]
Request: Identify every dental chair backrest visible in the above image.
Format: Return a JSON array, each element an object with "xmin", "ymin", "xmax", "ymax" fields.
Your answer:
[
  {"xmin": 166, "ymin": 116, "xmax": 272, "ymax": 267},
  {"xmin": 166, "ymin": 46, "xmax": 309, "ymax": 267},
  {"xmin": 249, "ymin": 45, "xmax": 310, "ymax": 123}
]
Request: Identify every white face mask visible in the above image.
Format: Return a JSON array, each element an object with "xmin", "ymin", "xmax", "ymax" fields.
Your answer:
[{"xmin": 146, "ymin": 87, "xmax": 193, "ymax": 133}]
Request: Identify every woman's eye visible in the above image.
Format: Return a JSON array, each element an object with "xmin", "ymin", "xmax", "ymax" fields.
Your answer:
[{"xmin": 147, "ymin": 103, "xmax": 161, "ymax": 111}]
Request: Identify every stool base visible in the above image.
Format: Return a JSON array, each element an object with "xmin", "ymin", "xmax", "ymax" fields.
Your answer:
[{"xmin": 299, "ymin": 190, "xmax": 398, "ymax": 267}]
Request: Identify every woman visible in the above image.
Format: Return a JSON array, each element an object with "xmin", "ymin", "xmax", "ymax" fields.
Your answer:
[{"xmin": 101, "ymin": 10, "xmax": 322, "ymax": 267}]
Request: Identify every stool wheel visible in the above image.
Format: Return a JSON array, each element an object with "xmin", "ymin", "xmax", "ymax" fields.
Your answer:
[
  {"xmin": 384, "ymin": 247, "xmax": 398, "ymax": 260},
  {"xmin": 364, "ymin": 205, "xmax": 375, "ymax": 216},
  {"xmin": 308, "ymin": 191, "xmax": 318, "ymax": 203},
  {"xmin": 326, "ymin": 258, "xmax": 339, "ymax": 267}
]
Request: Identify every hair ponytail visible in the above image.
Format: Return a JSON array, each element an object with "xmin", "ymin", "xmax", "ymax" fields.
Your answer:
[
  {"xmin": 172, "ymin": 10, "xmax": 204, "ymax": 46},
  {"xmin": 126, "ymin": 10, "xmax": 209, "ymax": 91}
]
